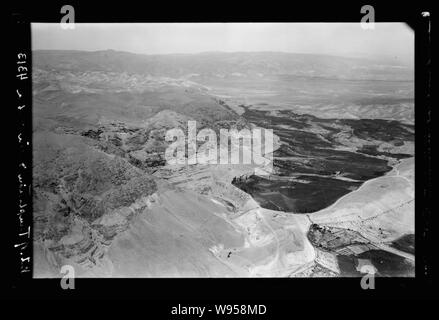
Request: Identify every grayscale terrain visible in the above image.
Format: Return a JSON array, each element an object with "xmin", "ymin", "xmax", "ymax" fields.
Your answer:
[{"xmin": 33, "ymin": 49, "xmax": 414, "ymax": 277}]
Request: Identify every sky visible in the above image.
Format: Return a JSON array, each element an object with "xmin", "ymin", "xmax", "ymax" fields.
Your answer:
[{"xmin": 32, "ymin": 23, "xmax": 414, "ymax": 65}]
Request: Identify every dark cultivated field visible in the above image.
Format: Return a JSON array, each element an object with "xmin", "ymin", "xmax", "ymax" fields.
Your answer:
[
  {"xmin": 337, "ymin": 250, "xmax": 415, "ymax": 277},
  {"xmin": 232, "ymin": 107, "xmax": 414, "ymax": 213},
  {"xmin": 234, "ymin": 175, "xmax": 362, "ymax": 213},
  {"xmin": 390, "ymin": 234, "xmax": 415, "ymax": 254}
]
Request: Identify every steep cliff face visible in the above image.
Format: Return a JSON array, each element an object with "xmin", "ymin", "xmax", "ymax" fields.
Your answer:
[{"xmin": 33, "ymin": 132, "xmax": 159, "ymax": 276}]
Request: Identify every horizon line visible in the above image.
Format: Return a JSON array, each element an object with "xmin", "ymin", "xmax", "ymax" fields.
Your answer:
[{"xmin": 32, "ymin": 49, "xmax": 410, "ymax": 62}]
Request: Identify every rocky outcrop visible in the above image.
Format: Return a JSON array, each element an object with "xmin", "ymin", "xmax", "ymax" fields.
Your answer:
[{"xmin": 33, "ymin": 132, "xmax": 158, "ymax": 276}]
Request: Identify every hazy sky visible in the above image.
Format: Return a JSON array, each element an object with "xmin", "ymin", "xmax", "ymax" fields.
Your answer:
[{"xmin": 32, "ymin": 23, "xmax": 414, "ymax": 64}]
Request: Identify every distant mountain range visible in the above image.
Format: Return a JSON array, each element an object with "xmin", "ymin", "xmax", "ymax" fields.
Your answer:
[{"xmin": 33, "ymin": 50, "xmax": 414, "ymax": 81}]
